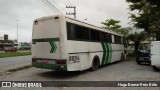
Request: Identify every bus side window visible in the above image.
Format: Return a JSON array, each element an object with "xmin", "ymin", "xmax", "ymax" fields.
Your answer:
[
  {"xmin": 75, "ymin": 25, "xmax": 89, "ymax": 41},
  {"xmin": 101, "ymin": 32, "xmax": 112, "ymax": 43},
  {"xmin": 90, "ymin": 29, "xmax": 100, "ymax": 42},
  {"xmin": 121, "ymin": 37, "xmax": 123, "ymax": 44},
  {"xmin": 67, "ymin": 22, "xmax": 76, "ymax": 40},
  {"xmin": 114, "ymin": 35, "xmax": 122, "ymax": 44}
]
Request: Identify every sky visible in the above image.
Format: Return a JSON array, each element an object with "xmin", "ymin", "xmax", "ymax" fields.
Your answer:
[{"xmin": 0, "ymin": 0, "xmax": 130, "ymax": 42}]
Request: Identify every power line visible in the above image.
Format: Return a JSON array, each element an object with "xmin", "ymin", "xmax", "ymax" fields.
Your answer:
[
  {"xmin": 50, "ymin": 0, "xmax": 66, "ymax": 13},
  {"xmin": 68, "ymin": 0, "xmax": 73, "ymax": 6},
  {"xmin": 41, "ymin": 0, "xmax": 62, "ymax": 15},
  {"xmin": 56, "ymin": 0, "xmax": 72, "ymax": 13},
  {"xmin": 36, "ymin": 0, "xmax": 54, "ymax": 15},
  {"xmin": 45, "ymin": 0, "xmax": 63, "ymax": 14},
  {"xmin": 56, "ymin": 0, "xmax": 74, "ymax": 14},
  {"xmin": 62, "ymin": 0, "xmax": 71, "ymax": 6},
  {"xmin": 41, "ymin": 0, "xmax": 60, "ymax": 14},
  {"xmin": 37, "ymin": 0, "xmax": 76, "ymax": 17},
  {"xmin": 56, "ymin": 0, "xmax": 66, "ymax": 7}
]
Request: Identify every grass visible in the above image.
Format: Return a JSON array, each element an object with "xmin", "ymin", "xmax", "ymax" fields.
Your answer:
[
  {"xmin": 0, "ymin": 52, "xmax": 31, "ymax": 58},
  {"xmin": 126, "ymin": 55, "xmax": 136, "ymax": 61}
]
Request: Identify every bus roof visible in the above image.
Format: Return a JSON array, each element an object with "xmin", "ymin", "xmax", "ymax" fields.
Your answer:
[
  {"xmin": 65, "ymin": 16, "xmax": 123, "ymax": 36},
  {"xmin": 34, "ymin": 15, "xmax": 124, "ymax": 36}
]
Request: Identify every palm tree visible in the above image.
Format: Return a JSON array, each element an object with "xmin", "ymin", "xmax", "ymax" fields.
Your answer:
[{"xmin": 127, "ymin": 31, "xmax": 148, "ymax": 54}]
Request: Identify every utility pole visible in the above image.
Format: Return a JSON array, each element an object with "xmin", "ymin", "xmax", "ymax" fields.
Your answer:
[
  {"xmin": 16, "ymin": 20, "xmax": 20, "ymax": 42},
  {"xmin": 66, "ymin": 6, "xmax": 76, "ymax": 19}
]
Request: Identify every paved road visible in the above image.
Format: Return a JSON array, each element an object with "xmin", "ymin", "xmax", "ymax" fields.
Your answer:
[
  {"xmin": 0, "ymin": 56, "xmax": 31, "ymax": 72},
  {"xmin": 0, "ymin": 60, "xmax": 159, "ymax": 90}
]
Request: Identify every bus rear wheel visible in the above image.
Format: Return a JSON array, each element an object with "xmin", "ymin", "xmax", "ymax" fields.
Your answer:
[
  {"xmin": 90, "ymin": 56, "xmax": 100, "ymax": 71},
  {"xmin": 152, "ymin": 66, "xmax": 160, "ymax": 71}
]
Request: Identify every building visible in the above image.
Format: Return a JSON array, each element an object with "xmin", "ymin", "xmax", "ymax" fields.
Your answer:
[{"xmin": 0, "ymin": 34, "xmax": 14, "ymax": 43}]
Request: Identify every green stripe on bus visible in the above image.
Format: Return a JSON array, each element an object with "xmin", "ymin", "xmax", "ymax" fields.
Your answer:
[
  {"xmin": 105, "ymin": 43, "xmax": 109, "ymax": 64},
  {"xmin": 32, "ymin": 38, "xmax": 59, "ymax": 53},
  {"xmin": 32, "ymin": 38, "xmax": 59, "ymax": 42},
  {"xmin": 101, "ymin": 42, "xmax": 106, "ymax": 65},
  {"xmin": 108, "ymin": 43, "xmax": 111, "ymax": 63},
  {"xmin": 49, "ymin": 41, "xmax": 56, "ymax": 53},
  {"xmin": 108, "ymin": 43, "xmax": 112, "ymax": 63},
  {"xmin": 53, "ymin": 42, "xmax": 57, "ymax": 53}
]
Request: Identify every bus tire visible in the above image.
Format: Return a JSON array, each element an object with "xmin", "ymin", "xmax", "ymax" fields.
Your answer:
[
  {"xmin": 90, "ymin": 56, "xmax": 100, "ymax": 71},
  {"xmin": 152, "ymin": 66, "xmax": 159, "ymax": 71},
  {"xmin": 136, "ymin": 61, "xmax": 141, "ymax": 65},
  {"xmin": 120, "ymin": 53, "xmax": 125, "ymax": 61}
]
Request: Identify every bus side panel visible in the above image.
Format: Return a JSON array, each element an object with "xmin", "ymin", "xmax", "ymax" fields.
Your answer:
[
  {"xmin": 67, "ymin": 41, "xmax": 90, "ymax": 71},
  {"xmin": 67, "ymin": 41, "xmax": 125, "ymax": 71},
  {"xmin": 89, "ymin": 52, "xmax": 103, "ymax": 67},
  {"xmin": 111, "ymin": 44, "xmax": 124, "ymax": 62},
  {"xmin": 59, "ymin": 16, "xmax": 68, "ymax": 59},
  {"xmin": 88, "ymin": 42, "xmax": 103, "ymax": 66},
  {"xmin": 67, "ymin": 54, "xmax": 82, "ymax": 71},
  {"xmin": 67, "ymin": 41, "xmax": 103, "ymax": 71}
]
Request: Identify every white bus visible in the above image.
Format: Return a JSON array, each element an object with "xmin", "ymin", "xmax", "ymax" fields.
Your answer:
[{"xmin": 32, "ymin": 15, "xmax": 125, "ymax": 71}]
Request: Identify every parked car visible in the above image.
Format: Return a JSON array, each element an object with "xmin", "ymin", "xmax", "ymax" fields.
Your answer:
[
  {"xmin": 136, "ymin": 44, "xmax": 151, "ymax": 65},
  {"xmin": 4, "ymin": 44, "xmax": 17, "ymax": 52}
]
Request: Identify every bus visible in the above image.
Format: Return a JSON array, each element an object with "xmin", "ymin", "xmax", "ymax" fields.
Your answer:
[
  {"xmin": 32, "ymin": 15, "xmax": 125, "ymax": 71},
  {"xmin": 0, "ymin": 43, "xmax": 17, "ymax": 52},
  {"xmin": 14, "ymin": 43, "xmax": 21, "ymax": 49}
]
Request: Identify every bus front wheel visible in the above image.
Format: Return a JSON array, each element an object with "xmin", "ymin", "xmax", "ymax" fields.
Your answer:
[
  {"xmin": 120, "ymin": 53, "xmax": 125, "ymax": 61},
  {"xmin": 90, "ymin": 56, "xmax": 100, "ymax": 71}
]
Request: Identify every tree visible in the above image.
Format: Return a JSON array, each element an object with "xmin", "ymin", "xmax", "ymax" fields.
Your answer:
[
  {"xmin": 101, "ymin": 19, "xmax": 121, "ymax": 30},
  {"xmin": 127, "ymin": 31, "xmax": 148, "ymax": 54},
  {"xmin": 126, "ymin": 0, "xmax": 160, "ymax": 40},
  {"xmin": 101, "ymin": 19, "xmax": 128, "ymax": 35}
]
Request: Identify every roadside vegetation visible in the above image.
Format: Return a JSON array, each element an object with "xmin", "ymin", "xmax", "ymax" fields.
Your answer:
[
  {"xmin": 126, "ymin": 54, "xmax": 136, "ymax": 61},
  {"xmin": 0, "ymin": 52, "xmax": 31, "ymax": 58},
  {"xmin": 126, "ymin": 0, "xmax": 160, "ymax": 40}
]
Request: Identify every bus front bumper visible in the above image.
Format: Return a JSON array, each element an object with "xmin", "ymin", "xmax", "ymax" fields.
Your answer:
[{"xmin": 32, "ymin": 62, "xmax": 67, "ymax": 71}]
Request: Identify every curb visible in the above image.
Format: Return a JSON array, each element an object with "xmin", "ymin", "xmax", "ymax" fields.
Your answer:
[{"xmin": 0, "ymin": 61, "xmax": 32, "ymax": 76}]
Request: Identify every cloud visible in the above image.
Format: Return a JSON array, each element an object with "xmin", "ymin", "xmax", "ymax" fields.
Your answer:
[
  {"xmin": 0, "ymin": 0, "xmax": 130, "ymax": 42},
  {"xmin": 0, "ymin": 0, "xmax": 49, "ymax": 42},
  {"xmin": 74, "ymin": 0, "xmax": 130, "ymax": 27}
]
